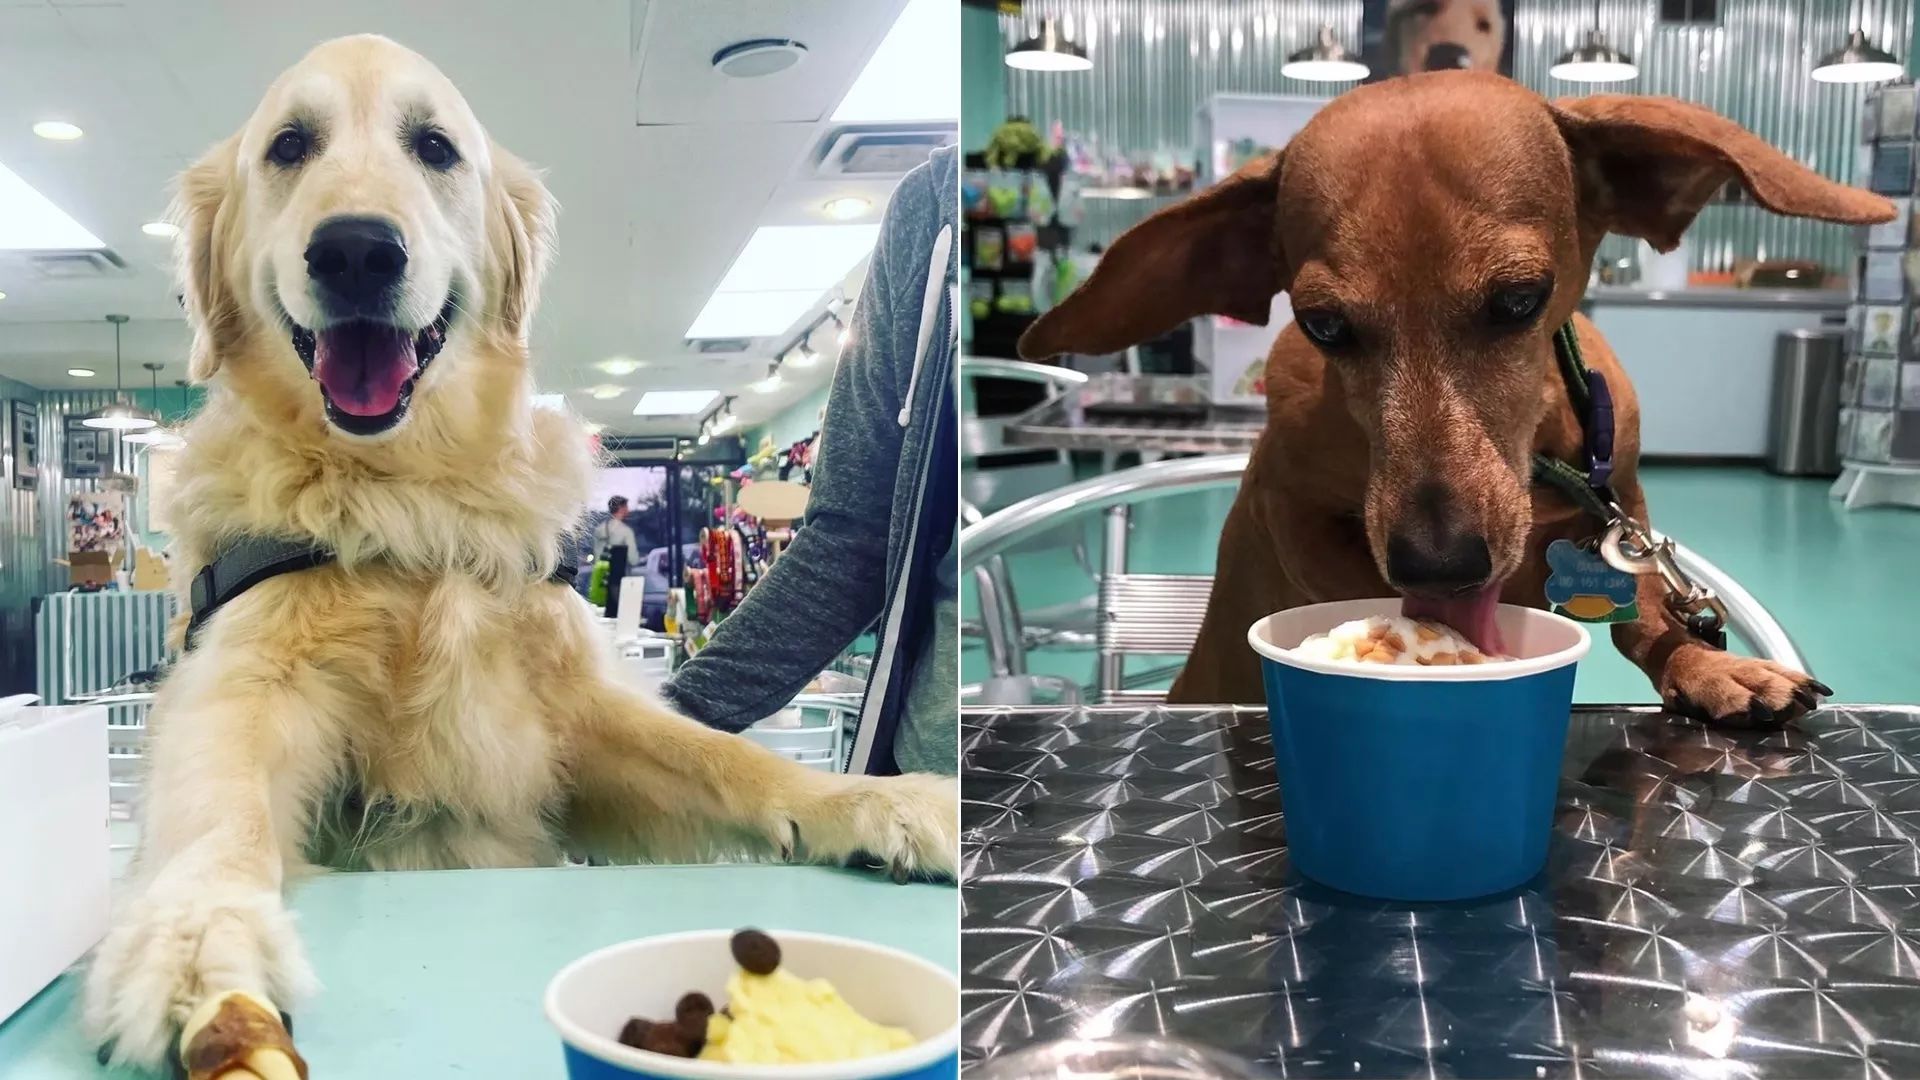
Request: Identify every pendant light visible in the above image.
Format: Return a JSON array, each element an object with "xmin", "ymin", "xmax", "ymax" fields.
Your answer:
[
  {"xmin": 1812, "ymin": 30, "xmax": 1903, "ymax": 83},
  {"xmin": 1006, "ymin": 17, "xmax": 1091, "ymax": 72},
  {"xmin": 1551, "ymin": 0, "xmax": 1638, "ymax": 83},
  {"xmin": 121, "ymin": 363, "xmax": 184, "ymax": 448},
  {"xmin": 81, "ymin": 314, "xmax": 158, "ymax": 432},
  {"xmin": 1283, "ymin": 25, "xmax": 1369, "ymax": 82}
]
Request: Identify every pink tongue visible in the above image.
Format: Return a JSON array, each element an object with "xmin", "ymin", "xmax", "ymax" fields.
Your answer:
[
  {"xmin": 313, "ymin": 323, "xmax": 417, "ymax": 417},
  {"xmin": 1402, "ymin": 585, "xmax": 1507, "ymax": 656}
]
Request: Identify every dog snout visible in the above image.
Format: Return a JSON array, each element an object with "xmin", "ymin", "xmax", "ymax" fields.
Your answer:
[
  {"xmin": 1387, "ymin": 530, "xmax": 1492, "ymax": 591},
  {"xmin": 305, "ymin": 216, "xmax": 408, "ymax": 309},
  {"xmin": 1423, "ymin": 42, "xmax": 1471, "ymax": 70}
]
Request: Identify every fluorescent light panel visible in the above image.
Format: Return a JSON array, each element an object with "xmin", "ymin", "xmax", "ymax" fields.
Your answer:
[
  {"xmin": 533, "ymin": 394, "xmax": 566, "ymax": 410},
  {"xmin": 687, "ymin": 225, "xmax": 879, "ymax": 339},
  {"xmin": 833, "ymin": 0, "xmax": 959, "ymax": 123},
  {"xmin": 632, "ymin": 389, "xmax": 719, "ymax": 416},
  {"xmin": 0, "ymin": 159, "xmax": 104, "ymax": 250}
]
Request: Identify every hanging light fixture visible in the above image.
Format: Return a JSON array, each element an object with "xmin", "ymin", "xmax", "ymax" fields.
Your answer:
[
  {"xmin": 81, "ymin": 314, "xmax": 158, "ymax": 432},
  {"xmin": 1812, "ymin": 30, "xmax": 1903, "ymax": 83},
  {"xmin": 1551, "ymin": 0, "xmax": 1638, "ymax": 83},
  {"xmin": 1282, "ymin": 26, "xmax": 1369, "ymax": 82},
  {"xmin": 1006, "ymin": 17, "xmax": 1091, "ymax": 72},
  {"xmin": 122, "ymin": 363, "xmax": 185, "ymax": 448}
]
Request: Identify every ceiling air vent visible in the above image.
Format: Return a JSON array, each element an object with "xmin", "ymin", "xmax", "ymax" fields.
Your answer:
[
  {"xmin": 27, "ymin": 249, "xmax": 129, "ymax": 279},
  {"xmin": 814, "ymin": 126, "xmax": 957, "ymax": 178},
  {"xmin": 687, "ymin": 337, "xmax": 751, "ymax": 354},
  {"xmin": 1658, "ymin": 0, "xmax": 1718, "ymax": 24}
]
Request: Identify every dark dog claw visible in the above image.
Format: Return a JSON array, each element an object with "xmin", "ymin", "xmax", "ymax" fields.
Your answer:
[
  {"xmin": 1810, "ymin": 680, "xmax": 1834, "ymax": 698},
  {"xmin": 1792, "ymin": 686, "xmax": 1820, "ymax": 711},
  {"xmin": 96, "ymin": 1042, "xmax": 114, "ymax": 1067},
  {"xmin": 280, "ymin": 1009, "xmax": 293, "ymax": 1036},
  {"xmin": 891, "ymin": 861, "xmax": 912, "ymax": 885},
  {"xmin": 1747, "ymin": 699, "xmax": 1776, "ymax": 726}
]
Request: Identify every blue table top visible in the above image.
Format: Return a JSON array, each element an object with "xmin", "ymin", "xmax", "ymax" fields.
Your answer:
[{"xmin": 0, "ymin": 865, "xmax": 958, "ymax": 1079}]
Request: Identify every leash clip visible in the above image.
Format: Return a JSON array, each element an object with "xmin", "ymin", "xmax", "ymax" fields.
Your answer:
[{"xmin": 1597, "ymin": 502, "xmax": 1728, "ymax": 647}]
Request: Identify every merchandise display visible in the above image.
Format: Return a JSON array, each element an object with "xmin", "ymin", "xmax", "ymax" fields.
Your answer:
[{"xmin": 1841, "ymin": 84, "xmax": 1920, "ymax": 464}]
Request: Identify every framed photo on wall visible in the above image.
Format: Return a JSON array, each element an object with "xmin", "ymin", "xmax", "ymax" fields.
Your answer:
[
  {"xmin": 9, "ymin": 400, "xmax": 37, "ymax": 490},
  {"xmin": 1362, "ymin": 0, "xmax": 1516, "ymax": 82},
  {"xmin": 64, "ymin": 417, "xmax": 108, "ymax": 479}
]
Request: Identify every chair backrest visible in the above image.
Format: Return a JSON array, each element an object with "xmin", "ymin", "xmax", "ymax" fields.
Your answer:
[{"xmin": 1097, "ymin": 570, "xmax": 1214, "ymax": 702}]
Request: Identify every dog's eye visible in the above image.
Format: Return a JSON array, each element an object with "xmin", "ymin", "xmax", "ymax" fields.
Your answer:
[
  {"xmin": 268, "ymin": 129, "xmax": 309, "ymax": 167},
  {"xmin": 414, "ymin": 132, "xmax": 459, "ymax": 170},
  {"xmin": 1476, "ymin": 17, "xmax": 1493, "ymax": 32},
  {"xmin": 1488, "ymin": 282, "xmax": 1550, "ymax": 327},
  {"xmin": 1297, "ymin": 310, "xmax": 1355, "ymax": 350}
]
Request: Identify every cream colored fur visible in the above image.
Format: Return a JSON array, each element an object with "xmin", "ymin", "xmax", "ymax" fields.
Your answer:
[{"xmin": 84, "ymin": 35, "xmax": 956, "ymax": 1075}]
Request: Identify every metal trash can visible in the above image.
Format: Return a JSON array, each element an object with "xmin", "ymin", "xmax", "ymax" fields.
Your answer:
[{"xmin": 1767, "ymin": 328, "xmax": 1845, "ymax": 477}]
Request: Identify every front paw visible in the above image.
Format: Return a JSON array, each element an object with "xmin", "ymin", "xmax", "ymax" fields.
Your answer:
[
  {"xmin": 84, "ymin": 882, "xmax": 315, "ymax": 1073},
  {"xmin": 179, "ymin": 991, "xmax": 306, "ymax": 1080},
  {"xmin": 786, "ymin": 773, "xmax": 958, "ymax": 883},
  {"xmin": 1661, "ymin": 645, "xmax": 1832, "ymax": 727}
]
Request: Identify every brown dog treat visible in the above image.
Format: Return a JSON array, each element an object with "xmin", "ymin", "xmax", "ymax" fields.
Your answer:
[
  {"xmin": 1460, "ymin": 652, "xmax": 1486, "ymax": 665},
  {"xmin": 731, "ymin": 929, "xmax": 781, "ymax": 975},
  {"xmin": 1428, "ymin": 652, "xmax": 1458, "ymax": 666},
  {"xmin": 618, "ymin": 1018, "xmax": 655, "ymax": 1049},
  {"xmin": 676, "ymin": 992, "xmax": 715, "ymax": 1038},
  {"xmin": 1381, "ymin": 632, "xmax": 1407, "ymax": 652},
  {"xmin": 1370, "ymin": 646, "xmax": 1399, "ymax": 663},
  {"xmin": 1415, "ymin": 624, "xmax": 1442, "ymax": 643},
  {"xmin": 639, "ymin": 1023, "xmax": 694, "ymax": 1058},
  {"xmin": 180, "ymin": 992, "xmax": 307, "ymax": 1080}
]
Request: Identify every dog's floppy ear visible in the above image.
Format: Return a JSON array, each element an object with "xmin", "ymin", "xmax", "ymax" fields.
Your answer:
[
  {"xmin": 1018, "ymin": 152, "xmax": 1286, "ymax": 360},
  {"xmin": 1552, "ymin": 95, "xmax": 1894, "ymax": 252},
  {"xmin": 489, "ymin": 142, "xmax": 557, "ymax": 341},
  {"xmin": 172, "ymin": 135, "xmax": 239, "ymax": 383}
]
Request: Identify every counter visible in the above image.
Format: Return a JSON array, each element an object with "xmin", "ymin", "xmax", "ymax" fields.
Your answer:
[
  {"xmin": 0, "ymin": 864, "xmax": 957, "ymax": 1078},
  {"xmin": 1583, "ymin": 287, "xmax": 1848, "ymax": 458},
  {"xmin": 963, "ymin": 702, "xmax": 1920, "ymax": 1076}
]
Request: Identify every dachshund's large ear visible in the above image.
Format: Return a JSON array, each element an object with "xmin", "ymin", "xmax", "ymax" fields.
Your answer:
[
  {"xmin": 490, "ymin": 143, "xmax": 557, "ymax": 342},
  {"xmin": 172, "ymin": 135, "xmax": 239, "ymax": 383},
  {"xmin": 1018, "ymin": 152, "xmax": 1286, "ymax": 360},
  {"xmin": 1552, "ymin": 95, "xmax": 1893, "ymax": 253}
]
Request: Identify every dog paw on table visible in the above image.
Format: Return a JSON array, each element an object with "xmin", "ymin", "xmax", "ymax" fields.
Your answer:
[
  {"xmin": 1659, "ymin": 645, "xmax": 1832, "ymax": 728},
  {"xmin": 83, "ymin": 876, "xmax": 314, "ymax": 1076},
  {"xmin": 782, "ymin": 773, "xmax": 959, "ymax": 884}
]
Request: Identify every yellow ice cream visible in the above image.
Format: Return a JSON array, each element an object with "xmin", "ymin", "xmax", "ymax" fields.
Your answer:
[{"xmin": 697, "ymin": 968, "xmax": 915, "ymax": 1065}]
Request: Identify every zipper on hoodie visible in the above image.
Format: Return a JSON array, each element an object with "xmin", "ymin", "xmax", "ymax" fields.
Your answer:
[{"xmin": 898, "ymin": 224, "xmax": 953, "ymax": 427}]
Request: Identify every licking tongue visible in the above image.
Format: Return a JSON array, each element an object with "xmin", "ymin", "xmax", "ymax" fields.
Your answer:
[
  {"xmin": 313, "ymin": 323, "xmax": 418, "ymax": 417},
  {"xmin": 1402, "ymin": 585, "xmax": 1507, "ymax": 657}
]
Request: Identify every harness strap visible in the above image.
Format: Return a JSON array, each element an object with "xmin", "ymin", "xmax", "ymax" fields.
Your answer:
[
  {"xmin": 184, "ymin": 536, "xmax": 580, "ymax": 651},
  {"xmin": 1529, "ymin": 321, "xmax": 1616, "ymax": 516}
]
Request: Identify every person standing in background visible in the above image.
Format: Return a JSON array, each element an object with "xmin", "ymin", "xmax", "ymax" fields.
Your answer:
[
  {"xmin": 661, "ymin": 145, "xmax": 958, "ymax": 778},
  {"xmin": 594, "ymin": 495, "xmax": 638, "ymax": 619}
]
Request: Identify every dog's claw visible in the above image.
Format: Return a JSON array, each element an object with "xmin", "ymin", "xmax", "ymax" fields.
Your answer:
[
  {"xmin": 1747, "ymin": 699, "xmax": 1776, "ymax": 727},
  {"xmin": 1792, "ymin": 686, "xmax": 1820, "ymax": 711},
  {"xmin": 891, "ymin": 860, "xmax": 912, "ymax": 885},
  {"xmin": 1810, "ymin": 680, "xmax": 1835, "ymax": 698},
  {"xmin": 97, "ymin": 1041, "xmax": 115, "ymax": 1067}
]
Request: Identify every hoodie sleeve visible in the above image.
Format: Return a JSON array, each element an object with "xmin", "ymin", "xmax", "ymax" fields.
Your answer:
[{"xmin": 657, "ymin": 160, "xmax": 935, "ymax": 732}]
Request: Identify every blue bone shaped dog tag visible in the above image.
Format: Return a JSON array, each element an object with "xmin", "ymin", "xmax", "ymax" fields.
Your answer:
[{"xmin": 1544, "ymin": 539, "xmax": 1640, "ymax": 624}]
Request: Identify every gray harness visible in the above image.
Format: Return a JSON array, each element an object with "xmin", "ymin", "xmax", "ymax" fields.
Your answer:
[{"xmin": 184, "ymin": 536, "xmax": 580, "ymax": 649}]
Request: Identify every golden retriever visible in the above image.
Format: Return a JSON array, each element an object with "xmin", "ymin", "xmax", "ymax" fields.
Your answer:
[
  {"xmin": 84, "ymin": 35, "xmax": 956, "ymax": 1078},
  {"xmin": 1385, "ymin": 0, "xmax": 1507, "ymax": 75}
]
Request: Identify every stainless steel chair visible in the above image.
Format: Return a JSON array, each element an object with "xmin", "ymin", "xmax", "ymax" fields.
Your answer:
[{"xmin": 961, "ymin": 454, "xmax": 1811, "ymax": 703}]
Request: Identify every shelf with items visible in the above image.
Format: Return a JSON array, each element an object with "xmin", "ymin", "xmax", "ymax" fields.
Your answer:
[{"xmin": 1837, "ymin": 84, "xmax": 1920, "ymax": 476}]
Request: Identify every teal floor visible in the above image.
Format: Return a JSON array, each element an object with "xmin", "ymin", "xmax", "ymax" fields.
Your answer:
[{"xmin": 962, "ymin": 464, "xmax": 1920, "ymax": 706}]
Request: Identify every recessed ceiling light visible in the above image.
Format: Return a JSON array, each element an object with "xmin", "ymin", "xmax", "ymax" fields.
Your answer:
[
  {"xmin": 634, "ymin": 389, "xmax": 719, "ymax": 416},
  {"xmin": 597, "ymin": 357, "xmax": 643, "ymax": 376},
  {"xmin": 822, "ymin": 196, "xmax": 871, "ymax": 220},
  {"xmin": 67, "ymin": 368, "xmax": 95, "ymax": 377},
  {"xmin": 0, "ymin": 291, "xmax": 7, "ymax": 301},
  {"xmin": 833, "ymin": 0, "xmax": 958, "ymax": 122},
  {"xmin": 712, "ymin": 38, "xmax": 808, "ymax": 79},
  {"xmin": 32, "ymin": 121, "xmax": 82, "ymax": 141},
  {"xmin": 0, "ymin": 159, "xmax": 106, "ymax": 250},
  {"xmin": 141, "ymin": 221, "xmax": 179, "ymax": 238},
  {"xmin": 589, "ymin": 385, "xmax": 624, "ymax": 400}
]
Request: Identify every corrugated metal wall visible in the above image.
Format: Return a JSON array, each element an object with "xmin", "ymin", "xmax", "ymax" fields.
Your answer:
[{"xmin": 1004, "ymin": 0, "xmax": 1913, "ymax": 274}]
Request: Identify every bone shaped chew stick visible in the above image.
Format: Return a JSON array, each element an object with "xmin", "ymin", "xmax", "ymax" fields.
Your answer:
[{"xmin": 179, "ymin": 990, "xmax": 308, "ymax": 1080}]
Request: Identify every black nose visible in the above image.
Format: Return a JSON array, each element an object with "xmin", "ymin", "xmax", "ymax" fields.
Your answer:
[
  {"xmin": 305, "ymin": 216, "xmax": 407, "ymax": 306},
  {"xmin": 1387, "ymin": 532, "xmax": 1492, "ymax": 591},
  {"xmin": 1424, "ymin": 42, "xmax": 1472, "ymax": 70}
]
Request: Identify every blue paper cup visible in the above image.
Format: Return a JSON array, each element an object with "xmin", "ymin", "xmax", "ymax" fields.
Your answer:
[
  {"xmin": 1247, "ymin": 600, "xmax": 1591, "ymax": 901},
  {"xmin": 544, "ymin": 930, "xmax": 960, "ymax": 1079}
]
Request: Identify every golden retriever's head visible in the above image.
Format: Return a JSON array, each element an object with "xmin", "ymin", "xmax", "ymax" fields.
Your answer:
[
  {"xmin": 1387, "ymin": 0, "xmax": 1507, "ymax": 74},
  {"xmin": 175, "ymin": 34, "xmax": 553, "ymax": 440}
]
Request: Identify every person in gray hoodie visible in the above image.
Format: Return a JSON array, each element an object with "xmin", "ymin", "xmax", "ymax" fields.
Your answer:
[{"xmin": 660, "ymin": 145, "xmax": 957, "ymax": 778}]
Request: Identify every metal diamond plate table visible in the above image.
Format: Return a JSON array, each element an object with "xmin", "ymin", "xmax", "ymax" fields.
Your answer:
[{"xmin": 961, "ymin": 704, "xmax": 1920, "ymax": 1078}]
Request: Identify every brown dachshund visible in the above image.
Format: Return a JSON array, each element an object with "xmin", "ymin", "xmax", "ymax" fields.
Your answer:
[{"xmin": 1020, "ymin": 72, "xmax": 1892, "ymax": 723}]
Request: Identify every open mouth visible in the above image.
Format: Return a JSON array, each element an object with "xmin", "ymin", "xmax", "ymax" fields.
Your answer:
[
  {"xmin": 289, "ymin": 302, "xmax": 453, "ymax": 435},
  {"xmin": 1401, "ymin": 584, "xmax": 1507, "ymax": 657}
]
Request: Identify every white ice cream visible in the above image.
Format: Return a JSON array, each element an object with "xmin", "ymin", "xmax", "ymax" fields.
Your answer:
[{"xmin": 1292, "ymin": 615, "xmax": 1507, "ymax": 666}]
